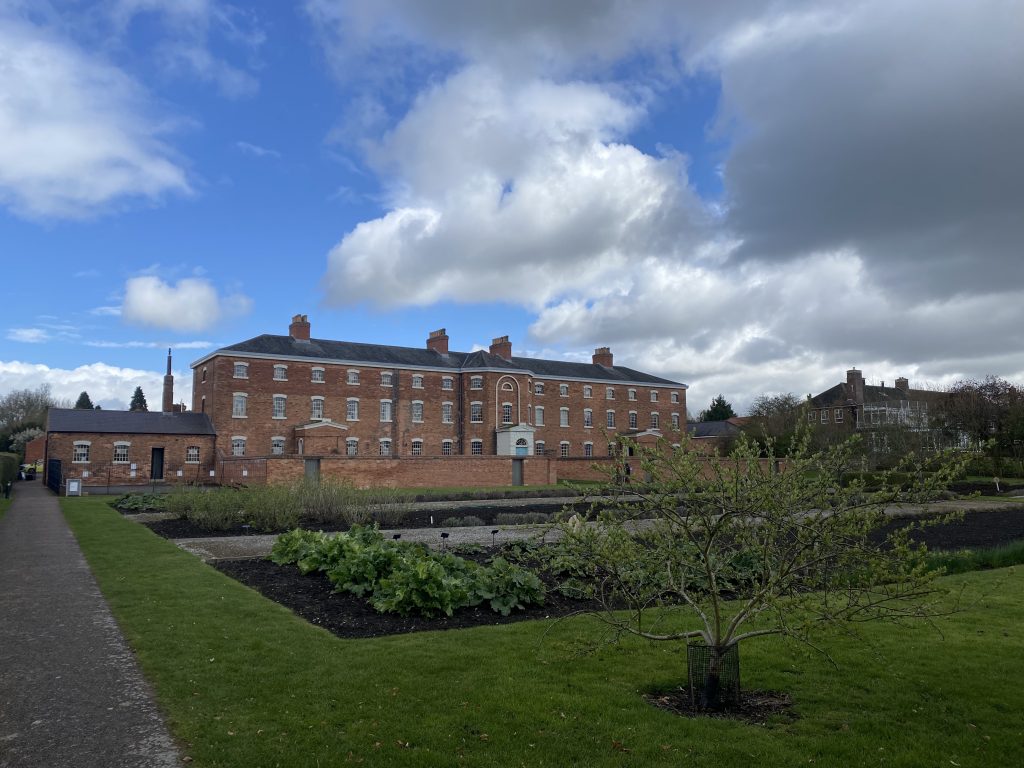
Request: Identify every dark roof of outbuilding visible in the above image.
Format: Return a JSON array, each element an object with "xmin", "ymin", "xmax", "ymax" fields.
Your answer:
[
  {"xmin": 687, "ymin": 420, "xmax": 742, "ymax": 438},
  {"xmin": 202, "ymin": 334, "xmax": 685, "ymax": 386},
  {"xmin": 46, "ymin": 408, "xmax": 216, "ymax": 436}
]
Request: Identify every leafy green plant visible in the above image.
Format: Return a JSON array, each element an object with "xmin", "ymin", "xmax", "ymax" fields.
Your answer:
[
  {"xmin": 372, "ymin": 553, "xmax": 480, "ymax": 617},
  {"xmin": 441, "ymin": 515, "xmax": 486, "ymax": 527},
  {"xmin": 475, "ymin": 557, "xmax": 545, "ymax": 616},
  {"xmin": 495, "ymin": 512, "xmax": 552, "ymax": 525},
  {"xmin": 111, "ymin": 493, "xmax": 168, "ymax": 511}
]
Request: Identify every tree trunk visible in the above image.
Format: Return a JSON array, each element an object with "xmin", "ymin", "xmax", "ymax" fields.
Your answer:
[{"xmin": 688, "ymin": 643, "xmax": 740, "ymax": 710}]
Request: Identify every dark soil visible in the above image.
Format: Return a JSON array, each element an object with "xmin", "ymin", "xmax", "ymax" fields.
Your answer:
[
  {"xmin": 644, "ymin": 687, "xmax": 796, "ymax": 725},
  {"xmin": 871, "ymin": 508, "xmax": 1024, "ymax": 551},
  {"xmin": 213, "ymin": 557, "xmax": 590, "ymax": 639}
]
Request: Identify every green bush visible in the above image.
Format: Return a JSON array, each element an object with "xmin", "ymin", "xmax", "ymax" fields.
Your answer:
[
  {"xmin": 476, "ymin": 557, "xmax": 545, "ymax": 616},
  {"xmin": 0, "ymin": 452, "xmax": 19, "ymax": 487},
  {"xmin": 372, "ymin": 553, "xmax": 480, "ymax": 617},
  {"xmin": 111, "ymin": 493, "xmax": 167, "ymax": 512}
]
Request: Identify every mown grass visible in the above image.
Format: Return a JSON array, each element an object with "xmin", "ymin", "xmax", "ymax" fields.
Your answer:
[{"xmin": 64, "ymin": 496, "xmax": 1024, "ymax": 767}]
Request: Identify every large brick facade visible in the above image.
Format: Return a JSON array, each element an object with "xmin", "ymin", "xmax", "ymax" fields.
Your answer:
[{"xmin": 192, "ymin": 316, "xmax": 688, "ymax": 466}]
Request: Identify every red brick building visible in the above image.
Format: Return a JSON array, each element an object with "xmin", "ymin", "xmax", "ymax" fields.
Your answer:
[{"xmin": 191, "ymin": 315, "xmax": 687, "ymax": 462}]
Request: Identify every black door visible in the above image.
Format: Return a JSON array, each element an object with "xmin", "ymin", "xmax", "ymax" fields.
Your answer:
[{"xmin": 151, "ymin": 448, "xmax": 165, "ymax": 480}]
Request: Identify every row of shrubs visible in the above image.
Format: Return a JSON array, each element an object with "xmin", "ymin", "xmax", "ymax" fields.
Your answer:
[
  {"xmin": 440, "ymin": 511, "xmax": 555, "ymax": 527},
  {"xmin": 270, "ymin": 526, "xmax": 546, "ymax": 617},
  {"xmin": 411, "ymin": 486, "xmax": 592, "ymax": 502},
  {"xmin": 0, "ymin": 452, "xmax": 18, "ymax": 488},
  {"xmin": 166, "ymin": 480, "xmax": 414, "ymax": 532}
]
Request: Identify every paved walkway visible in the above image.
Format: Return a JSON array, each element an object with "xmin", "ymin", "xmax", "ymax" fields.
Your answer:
[{"xmin": 0, "ymin": 481, "xmax": 179, "ymax": 768}]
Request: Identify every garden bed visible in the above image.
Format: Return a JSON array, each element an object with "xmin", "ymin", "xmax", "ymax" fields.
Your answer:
[{"xmin": 872, "ymin": 508, "xmax": 1024, "ymax": 551}]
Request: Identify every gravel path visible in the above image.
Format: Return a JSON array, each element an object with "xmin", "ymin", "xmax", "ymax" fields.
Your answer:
[{"xmin": 0, "ymin": 482, "xmax": 180, "ymax": 768}]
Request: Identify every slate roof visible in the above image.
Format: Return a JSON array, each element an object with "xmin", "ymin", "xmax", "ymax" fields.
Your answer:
[
  {"xmin": 203, "ymin": 334, "xmax": 684, "ymax": 386},
  {"xmin": 687, "ymin": 420, "xmax": 742, "ymax": 438},
  {"xmin": 810, "ymin": 383, "xmax": 944, "ymax": 408},
  {"xmin": 47, "ymin": 408, "xmax": 216, "ymax": 436}
]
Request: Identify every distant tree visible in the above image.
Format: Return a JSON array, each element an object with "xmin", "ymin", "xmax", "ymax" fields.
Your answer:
[
  {"xmin": 74, "ymin": 391, "xmax": 95, "ymax": 409},
  {"xmin": 938, "ymin": 376, "xmax": 1024, "ymax": 474},
  {"xmin": 9, "ymin": 426, "xmax": 44, "ymax": 458},
  {"xmin": 129, "ymin": 386, "xmax": 149, "ymax": 412},
  {"xmin": 744, "ymin": 393, "xmax": 803, "ymax": 455},
  {"xmin": 700, "ymin": 394, "xmax": 736, "ymax": 422},
  {"xmin": 0, "ymin": 385, "xmax": 57, "ymax": 431}
]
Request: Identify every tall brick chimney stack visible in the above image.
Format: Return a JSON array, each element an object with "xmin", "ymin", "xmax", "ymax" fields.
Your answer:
[
  {"xmin": 895, "ymin": 376, "xmax": 909, "ymax": 391},
  {"xmin": 162, "ymin": 348, "xmax": 174, "ymax": 413},
  {"xmin": 847, "ymin": 367, "xmax": 865, "ymax": 404},
  {"xmin": 426, "ymin": 328, "xmax": 449, "ymax": 355},
  {"xmin": 289, "ymin": 314, "xmax": 310, "ymax": 342},
  {"xmin": 593, "ymin": 347, "xmax": 613, "ymax": 367},
  {"xmin": 489, "ymin": 335, "xmax": 512, "ymax": 360}
]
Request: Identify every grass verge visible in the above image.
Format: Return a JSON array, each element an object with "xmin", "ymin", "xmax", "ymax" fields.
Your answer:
[
  {"xmin": 0, "ymin": 496, "xmax": 10, "ymax": 519},
  {"xmin": 930, "ymin": 539, "xmax": 1024, "ymax": 575},
  {"xmin": 64, "ymin": 497, "xmax": 1024, "ymax": 767}
]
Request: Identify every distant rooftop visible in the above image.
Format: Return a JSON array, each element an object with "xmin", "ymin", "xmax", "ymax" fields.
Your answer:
[{"xmin": 47, "ymin": 408, "xmax": 215, "ymax": 436}]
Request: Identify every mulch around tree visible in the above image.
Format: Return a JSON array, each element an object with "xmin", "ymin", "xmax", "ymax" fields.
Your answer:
[
  {"xmin": 213, "ymin": 557, "xmax": 592, "ymax": 640},
  {"xmin": 644, "ymin": 687, "xmax": 796, "ymax": 725}
]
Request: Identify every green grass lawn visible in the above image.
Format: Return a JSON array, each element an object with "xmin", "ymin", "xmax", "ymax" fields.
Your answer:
[
  {"xmin": 0, "ymin": 496, "xmax": 10, "ymax": 519},
  {"xmin": 63, "ymin": 497, "xmax": 1024, "ymax": 767}
]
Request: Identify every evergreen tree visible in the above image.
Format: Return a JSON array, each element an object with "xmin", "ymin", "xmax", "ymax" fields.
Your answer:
[
  {"xmin": 129, "ymin": 386, "xmax": 149, "ymax": 412},
  {"xmin": 74, "ymin": 391, "xmax": 94, "ymax": 409},
  {"xmin": 700, "ymin": 394, "xmax": 736, "ymax": 422}
]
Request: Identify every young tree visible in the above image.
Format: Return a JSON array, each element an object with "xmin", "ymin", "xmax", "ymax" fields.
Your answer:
[
  {"xmin": 0, "ymin": 384, "xmax": 57, "ymax": 431},
  {"xmin": 699, "ymin": 394, "xmax": 736, "ymax": 422},
  {"xmin": 554, "ymin": 429, "xmax": 965, "ymax": 709},
  {"xmin": 129, "ymin": 386, "xmax": 149, "ymax": 412},
  {"xmin": 74, "ymin": 391, "xmax": 95, "ymax": 409},
  {"xmin": 744, "ymin": 392, "xmax": 803, "ymax": 455}
]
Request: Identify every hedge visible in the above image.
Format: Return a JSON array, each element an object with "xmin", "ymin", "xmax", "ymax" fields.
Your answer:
[{"xmin": 0, "ymin": 452, "xmax": 18, "ymax": 488}]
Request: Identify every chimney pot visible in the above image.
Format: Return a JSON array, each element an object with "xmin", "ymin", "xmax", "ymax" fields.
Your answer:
[
  {"xmin": 593, "ymin": 347, "xmax": 613, "ymax": 367},
  {"xmin": 162, "ymin": 348, "xmax": 174, "ymax": 413},
  {"xmin": 489, "ymin": 335, "xmax": 512, "ymax": 360},
  {"xmin": 289, "ymin": 314, "xmax": 311, "ymax": 342},
  {"xmin": 427, "ymin": 328, "xmax": 449, "ymax": 355},
  {"xmin": 895, "ymin": 376, "xmax": 909, "ymax": 390}
]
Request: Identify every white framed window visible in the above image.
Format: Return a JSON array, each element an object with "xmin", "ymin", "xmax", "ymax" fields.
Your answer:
[
  {"xmin": 671, "ymin": 413, "xmax": 680, "ymax": 429},
  {"xmin": 442, "ymin": 376, "xmax": 453, "ymax": 390},
  {"xmin": 441, "ymin": 440, "xmax": 453, "ymax": 456},
  {"xmin": 231, "ymin": 437, "xmax": 246, "ymax": 456},
  {"xmin": 379, "ymin": 439, "xmax": 391, "ymax": 456},
  {"xmin": 821, "ymin": 410, "xmax": 829, "ymax": 424},
  {"xmin": 273, "ymin": 365, "xmax": 287, "ymax": 381},
  {"xmin": 470, "ymin": 376, "xmax": 483, "ymax": 389},
  {"xmin": 470, "ymin": 401, "xmax": 484, "ymax": 423},
  {"xmin": 185, "ymin": 445, "xmax": 200, "ymax": 464},
  {"xmin": 808, "ymin": 411, "xmax": 816, "ymax": 423},
  {"xmin": 271, "ymin": 437, "xmax": 285, "ymax": 455},
  {"xmin": 606, "ymin": 410, "xmax": 616, "ymax": 428},
  {"xmin": 584, "ymin": 442, "xmax": 593, "ymax": 458},
  {"xmin": 441, "ymin": 402, "xmax": 453, "ymax": 424},
  {"xmin": 112, "ymin": 441, "xmax": 130, "ymax": 463},
  {"xmin": 347, "ymin": 369, "xmax": 360, "ymax": 385},
  {"xmin": 273, "ymin": 395, "xmax": 287, "ymax": 419},
  {"xmin": 502, "ymin": 403, "xmax": 513, "ymax": 424},
  {"xmin": 200, "ymin": 396, "xmax": 206, "ymax": 413},
  {"xmin": 628, "ymin": 388, "xmax": 637, "ymax": 401},
  {"xmin": 560, "ymin": 441, "xmax": 570, "ymax": 458},
  {"xmin": 233, "ymin": 362, "xmax": 248, "ymax": 379},
  {"xmin": 381, "ymin": 372, "xmax": 393, "ymax": 386},
  {"xmin": 584, "ymin": 408, "xmax": 593, "ymax": 428},
  {"xmin": 583, "ymin": 385, "xmax": 593, "ymax": 399},
  {"xmin": 412, "ymin": 374, "xmax": 424, "ymax": 389},
  {"xmin": 346, "ymin": 398, "xmax": 359, "ymax": 421},
  {"xmin": 411, "ymin": 439, "xmax": 423, "ymax": 456},
  {"xmin": 346, "ymin": 438, "xmax": 358, "ymax": 456},
  {"xmin": 380, "ymin": 399, "xmax": 393, "ymax": 422},
  {"xmin": 606, "ymin": 387, "xmax": 615, "ymax": 400},
  {"xmin": 629, "ymin": 411, "xmax": 638, "ymax": 430},
  {"xmin": 535, "ymin": 406, "xmax": 545, "ymax": 426},
  {"xmin": 607, "ymin": 442, "xmax": 616, "ymax": 457},
  {"xmin": 411, "ymin": 400, "xmax": 424, "ymax": 423},
  {"xmin": 232, "ymin": 393, "xmax": 247, "ymax": 418},
  {"xmin": 650, "ymin": 391, "xmax": 658, "ymax": 403},
  {"xmin": 534, "ymin": 441, "xmax": 545, "ymax": 455},
  {"xmin": 671, "ymin": 392, "xmax": 679, "ymax": 404},
  {"xmin": 650, "ymin": 412, "xmax": 660, "ymax": 429},
  {"xmin": 501, "ymin": 381, "xmax": 514, "ymax": 392},
  {"xmin": 311, "ymin": 396, "xmax": 325, "ymax": 420},
  {"xmin": 311, "ymin": 367, "xmax": 325, "ymax": 383},
  {"xmin": 534, "ymin": 381, "xmax": 545, "ymax": 395},
  {"xmin": 72, "ymin": 442, "xmax": 90, "ymax": 466},
  {"xmin": 559, "ymin": 407, "xmax": 569, "ymax": 427},
  {"xmin": 835, "ymin": 408, "xmax": 844, "ymax": 423},
  {"xmin": 559, "ymin": 384, "xmax": 569, "ymax": 397},
  {"xmin": 471, "ymin": 439, "xmax": 483, "ymax": 455}
]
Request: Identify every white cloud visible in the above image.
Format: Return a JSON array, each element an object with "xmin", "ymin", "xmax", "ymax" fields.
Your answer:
[
  {"xmin": 90, "ymin": 306, "xmax": 123, "ymax": 317},
  {"xmin": 85, "ymin": 340, "xmax": 215, "ymax": 350},
  {"xmin": 0, "ymin": 16, "xmax": 190, "ymax": 219},
  {"xmin": 0, "ymin": 359, "xmax": 193, "ymax": 411},
  {"xmin": 235, "ymin": 140, "xmax": 280, "ymax": 158},
  {"xmin": 121, "ymin": 276, "xmax": 252, "ymax": 332},
  {"xmin": 323, "ymin": 66, "xmax": 709, "ymax": 308},
  {"xmin": 6, "ymin": 328, "xmax": 50, "ymax": 343}
]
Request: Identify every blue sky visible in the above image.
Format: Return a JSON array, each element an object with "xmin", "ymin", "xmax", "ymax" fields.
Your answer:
[{"xmin": 1, "ymin": 1, "xmax": 1022, "ymax": 412}]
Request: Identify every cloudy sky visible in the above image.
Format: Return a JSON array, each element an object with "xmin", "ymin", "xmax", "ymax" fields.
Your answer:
[{"xmin": 1, "ymin": 0, "xmax": 1021, "ymax": 413}]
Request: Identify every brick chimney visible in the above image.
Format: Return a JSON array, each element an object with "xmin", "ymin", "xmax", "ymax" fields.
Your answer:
[
  {"xmin": 593, "ymin": 347, "xmax": 613, "ymax": 367},
  {"xmin": 289, "ymin": 314, "xmax": 310, "ymax": 342},
  {"xmin": 489, "ymin": 335, "xmax": 512, "ymax": 360},
  {"xmin": 427, "ymin": 328, "xmax": 449, "ymax": 355},
  {"xmin": 895, "ymin": 376, "xmax": 909, "ymax": 391},
  {"xmin": 162, "ymin": 348, "xmax": 174, "ymax": 413},
  {"xmin": 846, "ymin": 368, "xmax": 865, "ymax": 403}
]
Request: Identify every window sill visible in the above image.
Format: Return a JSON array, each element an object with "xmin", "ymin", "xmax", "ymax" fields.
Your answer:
[
  {"xmin": 272, "ymin": 416, "xmax": 287, "ymax": 420},
  {"xmin": 232, "ymin": 415, "xmax": 247, "ymax": 419}
]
